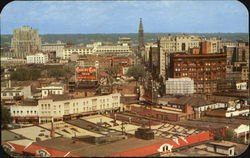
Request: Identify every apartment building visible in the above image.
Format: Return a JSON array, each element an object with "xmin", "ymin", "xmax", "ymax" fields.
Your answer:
[
  {"xmin": 26, "ymin": 53, "xmax": 49, "ymax": 64},
  {"xmin": 38, "ymin": 93, "xmax": 121, "ymax": 123}
]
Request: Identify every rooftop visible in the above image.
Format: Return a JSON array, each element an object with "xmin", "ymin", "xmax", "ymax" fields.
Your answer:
[
  {"xmin": 1, "ymin": 130, "xmax": 24, "ymax": 141},
  {"xmin": 208, "ymin": 141, "xmax": 235, "ymax": 148},
  {"xmin": 168, "ymin": 96, "xmax": 213, "ymax": 107},
  {"xmin": 32, "ymin": 136, "xmax": 166, "ymax": 157},
  {"xmin": 10, "ymin": 126, "xmax": 61, "ymax": 141}
]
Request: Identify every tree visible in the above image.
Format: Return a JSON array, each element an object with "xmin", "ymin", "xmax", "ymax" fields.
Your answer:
[
  {"xmin": 127, "ymin": 65, "xmax": 145, "ymax": 81},
  {"xmin": 1, "ymin": 107, "xmax": 13, "ymax": 129},
  {"xmin": 10, "ymin": 67, "xmax": 41, "ymax": 81},
  {"xmin": 105, "ymin": 66, "xmax": 121, "ymax": 84}
]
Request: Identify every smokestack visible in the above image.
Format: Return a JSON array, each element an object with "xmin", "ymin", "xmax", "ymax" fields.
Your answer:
[
  {"xmin": 8, "ymin": 80, "xmax": 11, "ymax": 88},
  {"xmin": 50, "ymin": 119, "xmax": 55, "ymax": 138}
]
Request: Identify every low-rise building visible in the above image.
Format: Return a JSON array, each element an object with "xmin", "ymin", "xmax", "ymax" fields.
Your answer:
[
  {"xmin": 206, "ymin": 141, "xmax": 235, "ymax": 156},
  {"xmin": 26, "ymin": 53, "xmax": 48, "ymax": 64},
  {"xmin": 37, "ymin": 82, "xmax": 65, "ymax": 98},
  {"xmin": 38, "ymin": 93, "xmax": 121, "ymax": 123},
  {"xmin": 1, "ymin": 85, "xmax": 32, "ymax": 100},
  {"xmin": 165, "ymin": 78, "xmax": 194, "ymax": 95}
]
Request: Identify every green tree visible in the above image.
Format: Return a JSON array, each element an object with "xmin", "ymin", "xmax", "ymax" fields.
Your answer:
[
  {"xmin": 1, "ymin": 107, "xmax": 13, "ymax": 129},
  {"xmin": 105, "ymin": 66, "xmax": 121, "ymax": 84},
  {"xmin": 10, "ymin": 67, "xmax": 41, "ymax": 81},
  {"xmin": 127, "ymin": 65, "xmax": 145, "ymax": 81}
]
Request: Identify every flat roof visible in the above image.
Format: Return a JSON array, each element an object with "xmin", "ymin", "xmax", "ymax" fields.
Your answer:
[
  {"xmin": 10, "ymin": 126, "xmax": 61, "ymax": 141},
  {"xmin": 40, "ymin": 121, "xmax": 103, "ymax": 137},
  {"xmin": 1, "ymin": 130, "xmax": 23, "ymax": 141},
  {"xmin": 208, "ymin": 141, "xmax": 235, "ymax": 148}
]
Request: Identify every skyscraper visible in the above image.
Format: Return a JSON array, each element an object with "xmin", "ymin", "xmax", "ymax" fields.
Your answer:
[{"xmin": 11, "ymin": 26, "xmax": 41, "ymax": 58}]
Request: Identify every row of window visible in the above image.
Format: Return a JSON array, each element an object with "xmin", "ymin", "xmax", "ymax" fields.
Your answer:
[
  {"xmin": 2, "ymin": 92, "xmax": 20, "ymax": 97},
  {"xmin": 12, "ymin": 110, "xmax": 36, "ymax": 114}
]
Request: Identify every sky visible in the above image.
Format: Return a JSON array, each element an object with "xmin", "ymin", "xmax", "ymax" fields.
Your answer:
[{"xmin": 0, "ymin": 0, "xmax": 248, "ymax": 34}]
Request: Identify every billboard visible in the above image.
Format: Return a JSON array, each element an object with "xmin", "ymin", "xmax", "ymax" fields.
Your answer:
[{"xmin": 75, "ymin": 66, "xmax": 97, "ymax": 80}]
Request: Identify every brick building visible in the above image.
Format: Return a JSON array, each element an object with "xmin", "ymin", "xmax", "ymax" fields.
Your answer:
[
  {"xmin": 170, "ymin": 53, "xmax": 226, "ymax": 93},
  {"xmin": 200, "ymin": 41, "xmax": 211, "ymax": 54}
]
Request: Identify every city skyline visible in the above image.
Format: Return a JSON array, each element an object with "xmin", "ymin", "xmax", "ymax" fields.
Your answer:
[{"xmin": 1, "ymin": 0, "xmax": 248, "ymax": 34}]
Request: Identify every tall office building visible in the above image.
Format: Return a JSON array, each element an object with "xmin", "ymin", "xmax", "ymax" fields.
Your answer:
[{"xmin": 11, "ymin": 26, "xmax": 41, "ymax": 58}]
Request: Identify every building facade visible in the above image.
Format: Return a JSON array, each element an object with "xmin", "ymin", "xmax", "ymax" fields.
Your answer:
[
  {"xmin": 1, "ymin": 85, "xmax": 32, "ymax": 100},
  {"xmin": 26, "ymin": 53, "xmax": 49, "ymax": 64},
  {"xmin": 165, "ymin": 78, "xmax": 194, "ymax": 95},
  {"xmin": 38, "ymin": 93, "xmax": 121, "ymax": 123},
  {"xmin": 41, "ymin": 41, "xmax": 66, "ymax": 58},
  {"xmin": 170, "ymin": 53, "xmax": 227, "ymax": 93},
  {"xmin": 63, "ymin": 46, "xmax": 93, "ymax": 59},
  {"xmin": 11, "ymin": 26, "xmax": 41, "ymax": 58},
  {"xmin": 37, "ymin": 83, "xmax": 65, "ymax": 98}
]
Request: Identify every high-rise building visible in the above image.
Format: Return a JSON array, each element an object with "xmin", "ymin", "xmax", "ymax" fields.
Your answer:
[{"xmin": 11, "ymin": 26, "xmax": 41, "ymax": 58}]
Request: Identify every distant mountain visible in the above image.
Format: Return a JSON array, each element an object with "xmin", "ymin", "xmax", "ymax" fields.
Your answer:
[{"xmin": 1, "ymin": 33, "xmax": 248, "ymax": 45}]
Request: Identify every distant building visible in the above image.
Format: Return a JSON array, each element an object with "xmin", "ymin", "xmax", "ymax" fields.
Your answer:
[
  {"xmin": 41, "ymin": 41, "xmax": 66, "ymax": 58},
  {"xmin": 11, "ymin": 26, "xmax": 41, "ymax": 58},
  {"xmin": 200, "ymin": 41, "xmax": 211, "ymax": 54},
  {"xmin": 26, "ymin": 53, "xmax": 48, "ymax": 64},
  {"xmin": 118, "ymin": 37, "xmax": 132, "ymax": 47},
  {"xmin": 94, "ymin": 45, "xmax": 131, "ymax": 54},
  {"xmin": 63, "ymin": 46, "xmax": 93, "ymax": 59},
  {"xmin": 1, "ymin": 57, "xmax": 26, "ymax": 67},
  {"xmin": 165, "ymin": 78, "xmax": 194, "ymax": 95}
]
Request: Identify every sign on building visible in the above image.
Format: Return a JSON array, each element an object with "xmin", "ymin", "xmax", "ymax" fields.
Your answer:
[{"xmin": 75, "ymin": 66, "xmax": 97, "ymax": 81}]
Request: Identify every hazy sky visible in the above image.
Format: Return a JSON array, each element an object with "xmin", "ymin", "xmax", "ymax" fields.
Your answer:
[{"xmin": 1, "ymin": 0, "xmax": 248, "ymax": 34}]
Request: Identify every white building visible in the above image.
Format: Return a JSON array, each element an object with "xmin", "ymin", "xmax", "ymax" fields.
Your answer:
[
  {"xmin": 37, "ymin": 82, "xmax": 65, "ymax": 98},
  {"xmin": 1, "ymin": 85, "xmax": 32, "ymax": 100},
  {"xmin": 38, "ymin": 93, "xmax": 122, "ymax": 123},
  {"xmin": 41, "ymin": 41, "xmax": 66, "ymax": 58},
  {"xmin": 10, "ymin": 105, "xmax": 38, "ymax": 118},
  {"xmin": 26, "ymin": 53, "xmax": 48, "ymax": 64},
  {"xmin": 165, "ymin": 78, "xmax": 194, "ymax": 95},
  {"xmin": 63, "ymin": 47, "xmax": 93, "ymax": 59},
  {"xmin": 236, "ymin": 82, "xmax": 247, "ymax": 90},
  {"xmin": 94, "ymin": 45, "xmax": 131, "ymax": 54}
]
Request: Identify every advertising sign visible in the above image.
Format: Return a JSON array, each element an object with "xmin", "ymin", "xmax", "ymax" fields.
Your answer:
[{"xmin": 75, "ymin": 66, "xmax": 97, "ymax": 80}]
